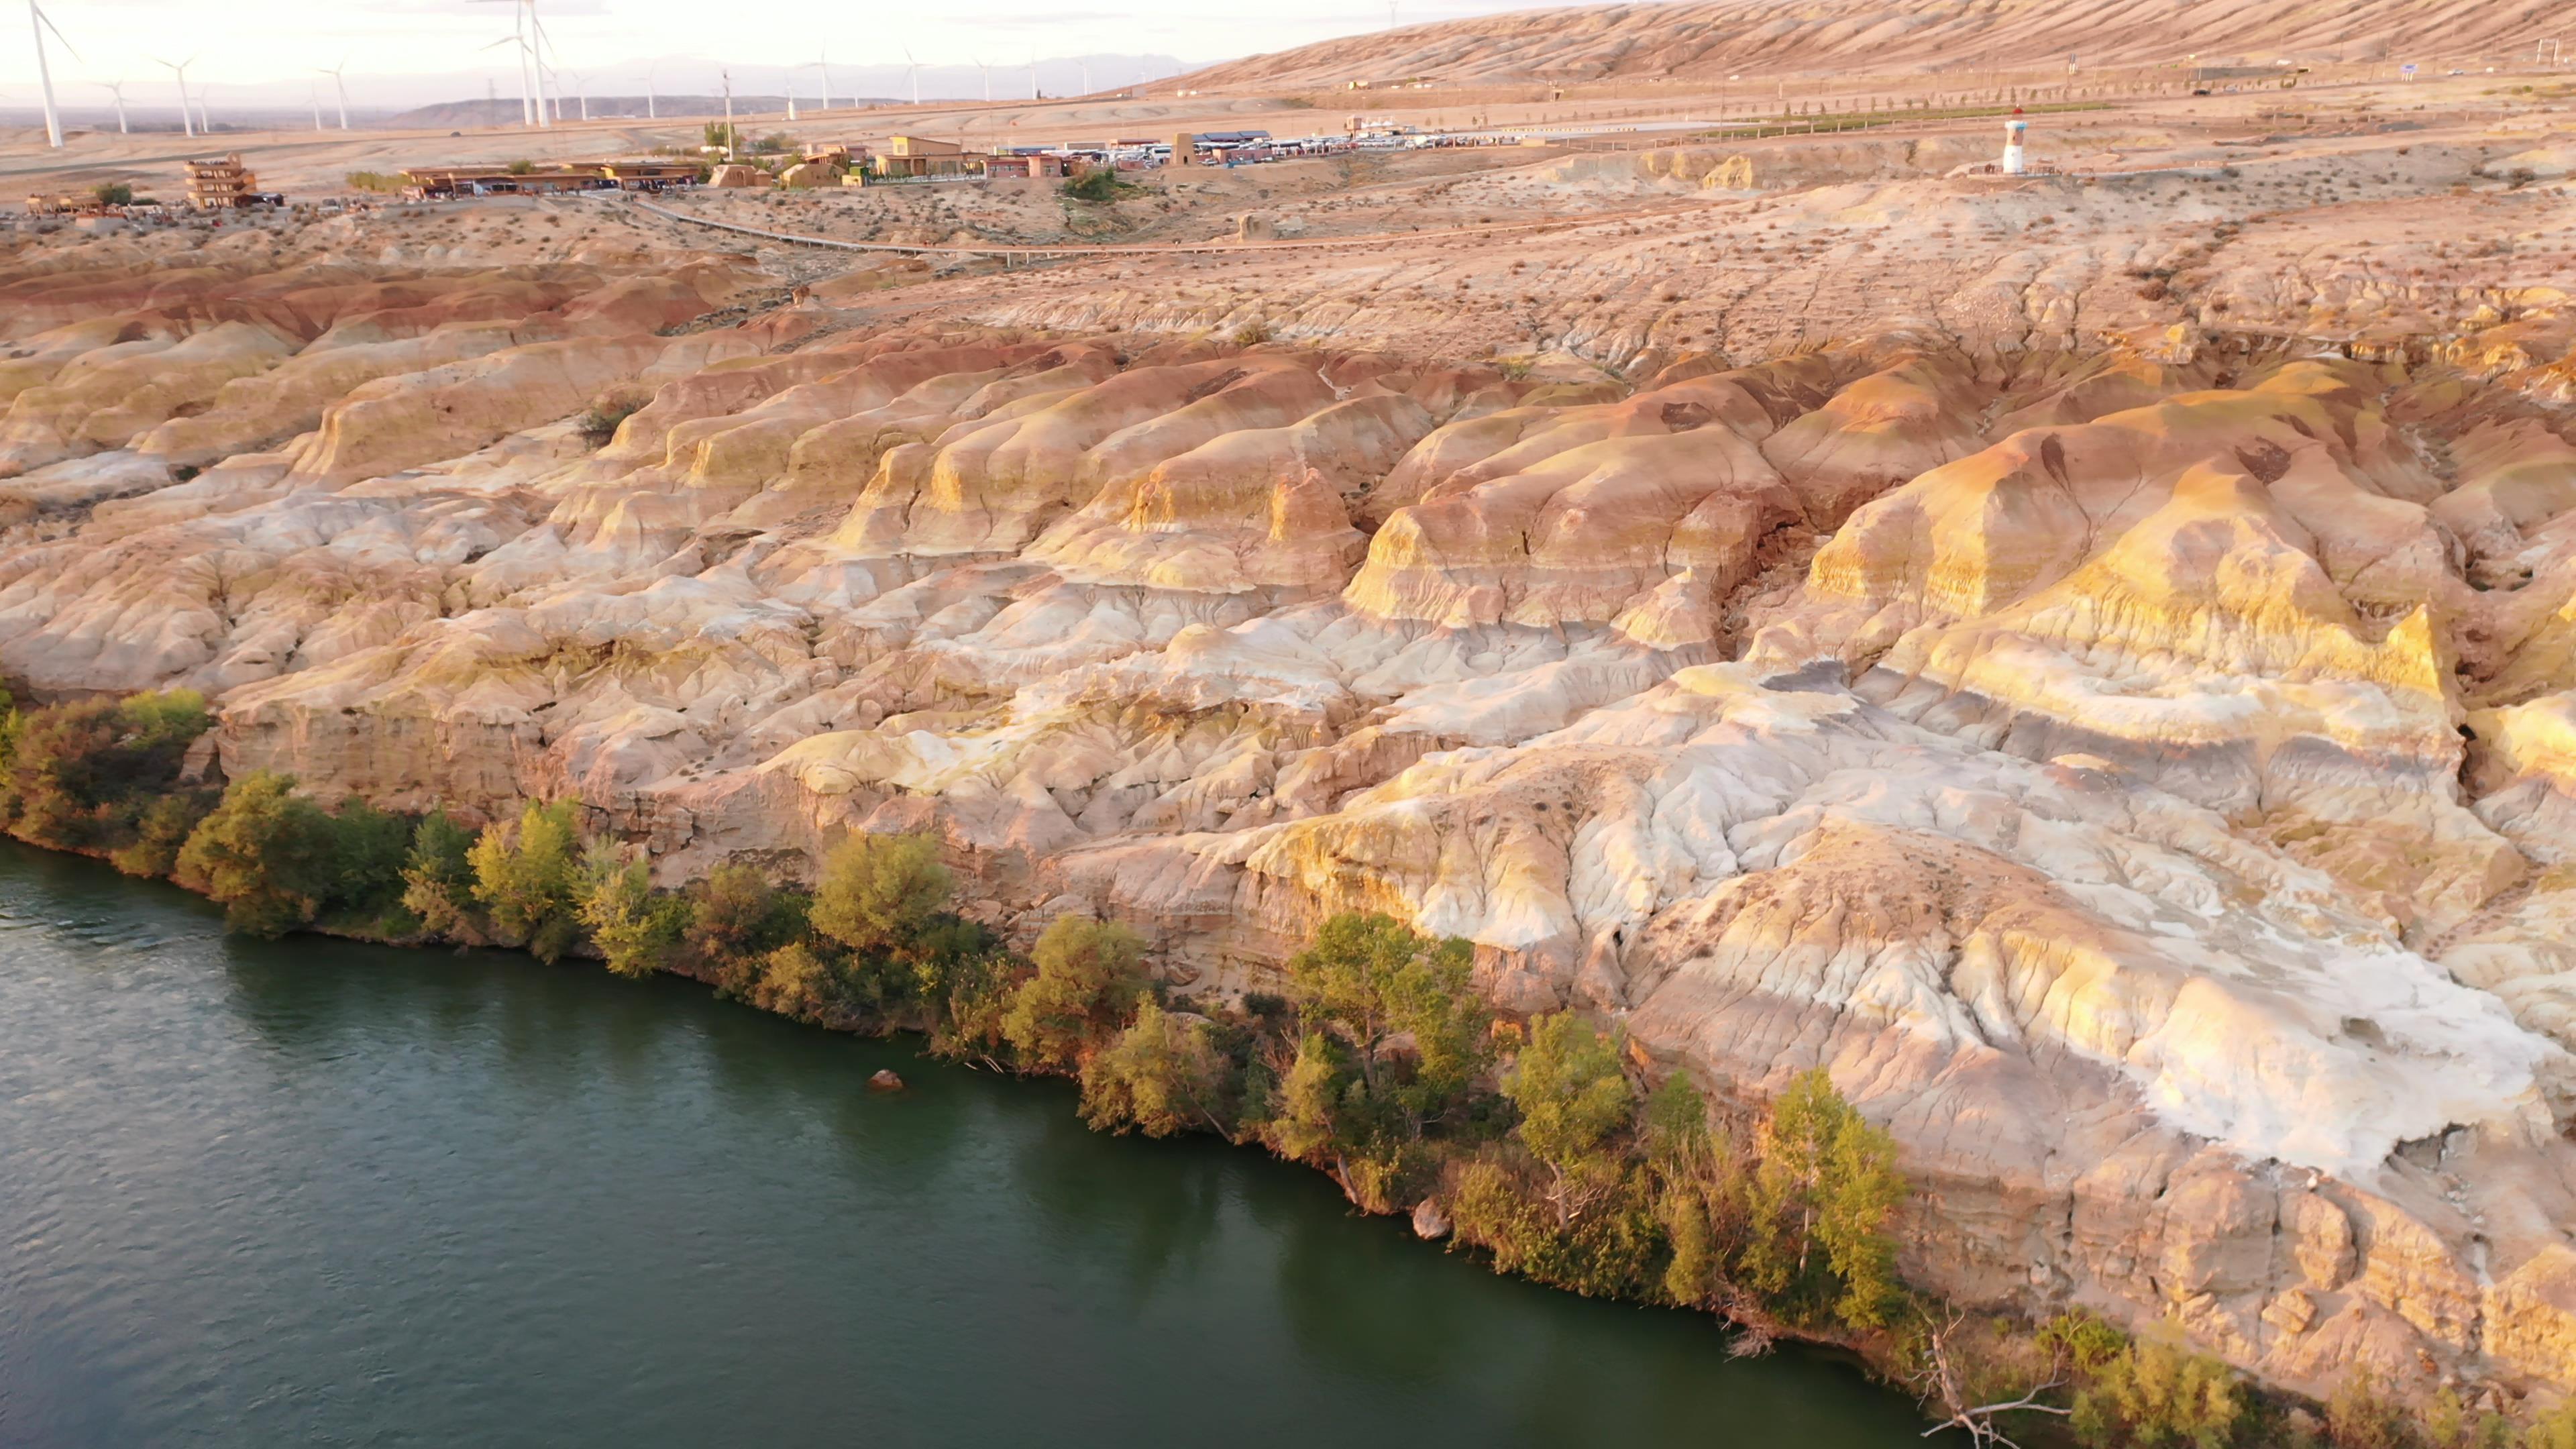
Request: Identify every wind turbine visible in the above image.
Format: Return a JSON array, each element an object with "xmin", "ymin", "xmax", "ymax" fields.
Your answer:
[
  {"xmin": 26, "ymin": 0, "xmax": 76, "ymax": 150},
  {"xmin": 782, "ymin": 66, "xmax": 796, "ymax": 121},
  {"xmin": 309, "ymin": 80, "xmax": 323, "ymax": 132},
  {"xmin": 975, "ymin": 56, "xmax": 991, "ymax": 103},
  {"xmin": 643, "ymin": 60, "xmax": 656, "ymax": 121},
  {"xmin": 472, "ymin": 0, "xmax": 534, "ymax": 127},
  {"xmin": 99, "ymin": 77, "xmax": 126, "ymax": 133},
  {"xmin": 564, "ymin": 68, "xmax": 589, "ymax": 121},
  {"xmin": 902, "ymin": 46, "xmax": 920, "ymax": 105},
  {"xmin": 816, "ymin": 50, "xmax": 831, "ymax": 112},
  {"xmin": 1029, "ymin": 49, "xmax": 1039, "ymax": 101},
  {"xmin": 316, "ymin": 58, "xmax": 349, "ymax": 130},
  {"xmin": 152, "ymin": 54, "xmax": 195, "ymax": 140}
]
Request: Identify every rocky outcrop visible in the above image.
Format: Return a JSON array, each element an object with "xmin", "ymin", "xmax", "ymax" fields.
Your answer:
[{"xmin": 9, "ymin": 241, "xmax": 2576, "ymax": 1413}]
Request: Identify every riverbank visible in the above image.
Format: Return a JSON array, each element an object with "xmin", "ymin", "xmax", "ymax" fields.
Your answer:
[{"xmin": 0, "ymin": 839, "xmax": 1942, "ymax": 1448}]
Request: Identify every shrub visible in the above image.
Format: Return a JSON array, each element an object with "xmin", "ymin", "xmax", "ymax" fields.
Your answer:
[
  {"xmin": 683, "ymin": 862, "xmax": 808, "ymax": 990},
  {"xmin": 467, "ymin": 800, "xmax": 586, "ymax": 963},
  {"xmin": 1080, "ymin": 1000, "xmax": 1227, "ymax": 1136},
  {"xmin": 400, "ymin": 810, "xmax": 484, "ymax": 943},
  {"xmin": 1002, "ymin": 914, "xmax": 1147, "ymax": 1072},
  {"xmin": 1060, "ymin": 168, "xmax": 1142, "ymax": 205},
  {"xmin": 1505, "ymin": 1012, "xmax": 1636, "ymax": 1226},
  {"xmin": 1743, "ymin": 1066, "xmax": 1908, "ymax": 1331},
  {"xmin": 172, "ymin": 773, "xmax": 413, "ymax": 938},
  {"xmin": 747, "ymin": 939, "xmax": 835, "ymax": 1019},
  {"xmin": 2069, "ymin": 1334, "xmax": 2244, "ymax": 1449},
  {"xmin": 574, "ymin": 389, "xmax": 647, "ymax": 447},
  {"xmin": 1284, "ymin": 911, "xmax": 1487, "ymax": 1137},
  {"xmin": 810, "ymin": 831, "xmax": 952, "ymax": 961},
  {"xmin": 343, "ymin": 171, "xmax": 403, "ymax": 193},
  {"xmin": 578, "ymin": 846, "xmax": 687, "ymax": 979},
  {"xmin": 174, "ymin": 771, "xmax": 337, "ymax": 936},
  {"xmin": 0, "ymin": 688, "xmax": 212, "ymax": 853},
  {"xmin": 109, "ymin": 788, "xmax": 218, "ymax": 878},
  {"xmin": 91, "ymin": 182, "xmax": 133, "ymax": 206}
]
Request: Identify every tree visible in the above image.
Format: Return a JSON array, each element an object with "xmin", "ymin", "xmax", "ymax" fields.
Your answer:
[
  {"xmin": 0, "ymin": 689, "xmax": 211, "ymax": 852},
  {"xmin": 1505, "ymin": 1012, "xmax": 1637, "ymax": 1227},
  {"xmin": 467, "ymin": 800, "xmax": 586, "ymax": 963},
  {"xmin": 92, "ymin": 181, "xmax": 133, "ymax": 206},
  {"xmin": 2068, "ymin": 1336, "xmax": 2243, "ymax": 1449},
  {"xmin": 810, "ymin": 832, "xmax": 952, "ymax": 960},
  {"xmin": 401, "ymin": 810, "xmax": 484, "ymax": 943},
  {"xmin": 110, "ymin": 789, "xmax": 217, "ymax": 878},
  {"xmin": 1001, "ymin": 914, "xmax": 1147, "ymax": 1072},
  {"xmin": 1284, "ymin": 912, "xmax": 1487, "ymax": 1135},
  {"xmin": 1081, "ymin": 1000, "xmax": 1227, "ymax": 1137},
  {"xmin": 683, "ymin": 862, "xmax": 808, "ymax": 990},
  {"xmin": 1268, "ymin": 1030, "xmax": 1351, "ymax": 1163},
  {"xmin": 578, "ymin": 845, "xmax": 686, "ymax": 979},
  {"xmin": 173, "ymin": 771, "xmax": 336, "ymax": 936},
  {"xmin": 1745, "ymin": 1067, "xmax": 1909, "ymax": 1331}
]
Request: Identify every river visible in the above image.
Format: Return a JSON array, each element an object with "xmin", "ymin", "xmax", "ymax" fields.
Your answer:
[{"xmin": 0, "ymin": 842, "xmax": 1929, "ymax": 1447}]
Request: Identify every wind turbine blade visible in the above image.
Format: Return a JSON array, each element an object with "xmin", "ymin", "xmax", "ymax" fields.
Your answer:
[{"xmin": 35, "ymin": 7, "xmax": 83, "ymax": 64}]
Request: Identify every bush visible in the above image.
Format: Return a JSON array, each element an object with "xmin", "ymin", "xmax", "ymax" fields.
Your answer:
[
  {"xmin": 810, "ymin": 831, "xmax": 952, "ymax": 961},
  {"xmin": 343, "ymin": 171, "xmax": 403, "ymax": 193},
  {"xmin": 578, "ymin": 846, "xmax": 687, "ymax": 979},
  {"xmin": 684, "ymin": 862, "xmax": 809, "ymax": 990},
  {"xmin": 467, "ymin": 800, "xmax": 586, "ymax": 963},
  {"xmin": 574, "ymin": 389, "xmax": 647, "ymax": 447},
  {"xmin": 0, "ymin": 688, "xmax": 212, "ymax": 853},
  {"xmin": 1743, "ymin": 1067, "xmax": 1908, "ymax": 1331},
  {"xmin": 1505, "ymin": 1012, "xmax": 1636, "ymax": 1226},
  {"xmin": 109, "ymin": 788, "xmax": 217, "ymax": 878},
  {"xmin": 1284, "ymin": 911, "xmax": 1487, "ymax": 1138},
  {"xmin": 1447, "ymin": 1152, "xmax": 1664, "ymax": 1299},
  {"xmin": 400, "ymin": 810, "xmax": 483, "ymax": 943},
  {"xmin": 1060, "ymin": 168, "xmax": 1142, "ymax": 205},
  {"xmin": 172, "ymin": 772, "xmax": 416, "ymax": 938},
  {"xmin": 1080, "ymin": 1000, "xmax": 1226, "ymax": 1136},
  {"xmin": 2069, "ymin": 1334, "xmax": 2245, "ymax": 1449},
  {"xmin": 91, "ymin": 182, "xmax": 133, "ymax": 206},
  {"xmin": 1002, "ymin": 914, "xmax": 1146, "ymax": 1072}
]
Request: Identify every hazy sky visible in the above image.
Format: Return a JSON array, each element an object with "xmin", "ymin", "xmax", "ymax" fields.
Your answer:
[{"xmin": 5, "ymin": 0, "xmax": 1552, "ymax": 97}]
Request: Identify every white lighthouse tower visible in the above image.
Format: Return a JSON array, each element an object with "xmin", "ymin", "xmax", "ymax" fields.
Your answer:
[{"xmin": 2002, "ymin": 115, "xmax": 2029, "ymax": 174}]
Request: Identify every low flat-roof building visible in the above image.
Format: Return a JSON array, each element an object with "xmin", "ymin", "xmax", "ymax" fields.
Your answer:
[
  {"xmin": 875, "ymin": 135, "xmax": 981, "ymax": 180},
  {"xmin": 400, "ymin": 164, "xmax": 612, "ymax": 199}
]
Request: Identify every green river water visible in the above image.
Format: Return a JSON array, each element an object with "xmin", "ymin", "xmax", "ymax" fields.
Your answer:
[{"xmin": 0, "ymin": 841, "xmax": 1930, "ymax": 1447}]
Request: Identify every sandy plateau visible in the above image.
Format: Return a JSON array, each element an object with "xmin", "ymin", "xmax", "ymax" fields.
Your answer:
[{"xmin": 3, "ymin": 0, "xmax": 2576, "ymax": 1416}]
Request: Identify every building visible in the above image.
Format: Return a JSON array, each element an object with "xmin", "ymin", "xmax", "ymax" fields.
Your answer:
[
  {"xmin": 398, "ymin": 165, "xmax": 610, "ymax": 199},
  {"xmin": 874, "ymin": 134, "xmax": 979, "ymax": 180},
  {"xmin": 596, "ymin": 161, "xmax": 702, "ymax": 191},
  {"xmin": 777, "ymin": 160, "xmax": 839, "ymax": 189},
  {"xmin": 184, "ymin": 154, "xmax": 259, "ymax": 210},
  {"xmin": 706, "ymin": 163, "xmax": 771, "ymax": 189},
  {"xmin": 979, "ymin": 152, "xmax": 1066, "ymax": 180}
]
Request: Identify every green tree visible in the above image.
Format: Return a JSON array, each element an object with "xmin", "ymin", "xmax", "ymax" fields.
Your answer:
[
  {"xmin": 1267, "ymin": 1030, "xmax": 1352, "ymax": 1163},
  {"xmin": 467, "ymin": 800, "xmax": 586, "ymax": 963},
  {"xmin": 1505, "ymin": 1012, "xmax": 1637, "ymax": 1226},
  {"xmin": 400, "ymin": 810, "xmax": 484, "ymax": 943},
  {"xmin": 578, "ymin": 846, "xmax": 686, "ymax": 979},
  {"xmin": 2069, "ymin": 1336, "xmax": 2244, "ymax": 1449},
  {"xmin": 110, "ymin": 789, "xmax": 217, "ymax": 878},
  {"xmin": 810, "ymin": 832, "xmax": 952, "ymax": 960},
  {"xmin": 1, "ymin": 689, "xmax": 211, "ymax": 851},
  {"xmin": 1001, "ymin": 914, "xmax": 1147, "ymax": 1072},
  {"xmin": 1285, "ymin": 912, "xmax": 1489, "ymax": 1136},
  {"xmin": 1080, "ymin": 1000, "xmax": 1226, "ymax": 1137},
  {"xmin": 683, "ymin": 862, "xmax": 809, "ymax": 989},
  {"xmin": 1745, "ymin": 1067, "xmax": 1909, "ymax": 1331},
  {"xmin": 749, "ymin": 939, "xmax": 834, "ymax": 1020},
  {"xmin": 173, "ymin": 771, "xmax": 337, "ymax": 936}
]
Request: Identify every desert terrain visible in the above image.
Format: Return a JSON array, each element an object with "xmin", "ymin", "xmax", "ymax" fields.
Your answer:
[{"xmin": 0, "ymin": 0, "xmax": 2573, "ymax": 1423}]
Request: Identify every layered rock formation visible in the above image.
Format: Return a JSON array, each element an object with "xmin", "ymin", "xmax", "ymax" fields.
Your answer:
[{"xmin": 8, "ymin": 230, "xmax": 2576, "ymax": 1415}]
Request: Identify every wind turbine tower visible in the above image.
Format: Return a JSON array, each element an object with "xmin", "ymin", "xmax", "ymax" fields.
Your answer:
[
  {"xmin": 99, "ymin": 78, "xmax": 127, "ymax": 134},
  {"xmin": 319, "ymin": 59, "xmax": 350, "ymax": 130},
  {"xmin": 154, "ymin": 55, "xmax": 195, "ymax": 140},
  {"xmin": 26, "ymin": 0, "xmax": 77, "ymax": 150}
]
